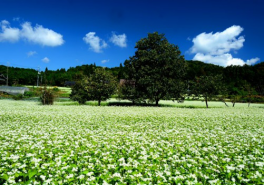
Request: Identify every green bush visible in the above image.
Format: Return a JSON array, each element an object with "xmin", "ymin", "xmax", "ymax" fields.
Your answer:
[
  {"xmin": 12, "ymin": 94, "xmax": 24, "ymax": 100},
  {"xmin": 40, "ymin": 87, "xmax": 55, "ymax": 105},
  {"xmin": 69, "ymin": 82, "xmax": 88, "ymax": 104},
  {"xmin": 24, "ymin": 91, "xmax": 35, "ymax": 98},
  {"xmin": 52, "ymin": 87, "xmax": 60, "ymax": 92}
]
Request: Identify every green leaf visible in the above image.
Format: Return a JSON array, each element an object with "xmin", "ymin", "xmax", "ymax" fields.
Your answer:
[
  {"xmin": 1, "ymin": 174, "xmax": 8, "ymax": 180},
  {"xmin": 28, "ymin": 169, "xmax": 38, "ymax": 179},
  {"xmin": 82, "ymin": 170, "xmax": 89, "ymax": 174}
]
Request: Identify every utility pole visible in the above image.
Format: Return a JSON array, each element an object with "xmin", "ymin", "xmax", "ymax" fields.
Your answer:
[{"xmin": 37, "ymin": 67, "xmax": 40, "ymax": 87}]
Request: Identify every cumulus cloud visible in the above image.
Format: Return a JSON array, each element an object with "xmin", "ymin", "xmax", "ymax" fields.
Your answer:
[
  {"xmin": 0, "ymin": 20, "xmax": 64, "ymax": 47},
  {"xmin": 83, "ymin": 32, "xmax": 107, "ymax": 53},
  {"xmin": 27, "ymin": 51, "xmax": 37, "ymax": 57},
  {"xmin": 110, "ymin": 32, "xmax": 127, "ymax": 47},
  {"xmin": 190, "ymin": 25, "xmax": 245, "ymax": 55},
  {"xmin": 42, "ymin": 57, "xmax": 50, "ymax": 63},
  {"xmin": 101, "ymin": 59, "xmax": 109, "ymax": 64},
  {"xmin": 190, "ymin": 25, "xmax": 259, "ymax": 66},
  {"xmin": 20, "ymin": 22, "xmax": 64, "ymax": 46},
  {"xmin": 193, "ymin": 53, "xmax": 246, "ymax": 66},
  {"xmin": 0, "ymin": 20, "xmax": 20, "ymax": 42},
  {"xmin": 246, "ymin": 58, "xmax": 260, "ymax": 65}
]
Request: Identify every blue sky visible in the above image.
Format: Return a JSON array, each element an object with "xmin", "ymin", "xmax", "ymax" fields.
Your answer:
[{"xmin": 0, "ymin": 0, "xmax": 263, "ymax": 71}]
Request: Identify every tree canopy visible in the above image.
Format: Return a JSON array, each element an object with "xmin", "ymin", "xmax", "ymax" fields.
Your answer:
[
  {"xmin": 190, "ymin": 75, "xmax": 226, "ymax": 108},
  {"xmin": 83, "ymin": 68, "xmax": 116, "ymax": 106},
  {"xmin": 123, "ymin": 32, "xmax": 187, "ymax": 105}
]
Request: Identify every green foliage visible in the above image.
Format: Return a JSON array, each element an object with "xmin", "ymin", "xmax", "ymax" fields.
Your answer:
[
  {"xmin": 123, "ymin": 32, "xmax": 187, "ymax": 105},
  {"xmin": 12, "ymin": 94, "xmax": 24, "ymax": 100},
  {"xmin": 24, "ymin": 91, "xmax": 35, "ymax": 98},
  {"xmin": 83, "ymin": 68, "xmax": 117, "ymax": 106},
  {"xmin": 52, "ymin": 87, "xmax": 59, "ymax": 92},
  {"xmin": 117, "ymin": 80, "xmax": 141, "ymax": 104},
  {"xmin": 69, "ymin": 81, "xmax": 89, "ymax": 104},
  {"xmin": 40, "ymin": 87, "xmax": 55, "ymax": 105},
  {"xmin": 190, "ymin": 75, "xmax": 226, "ymax": 108},
  {"xmin": 1, "ymin": 60, "xmax": 264, "ymax": 100}
]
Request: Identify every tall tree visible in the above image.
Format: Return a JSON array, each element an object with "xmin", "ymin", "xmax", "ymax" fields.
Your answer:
[
  {"xmin": 69, "ymin": 80, "xmax": 89, "ymax": 104},
  {"xmin": 83, "ymin": 68, "xmax": 116, "ymax": 106},
  {"xmin": 123, "ymin": 32, "xmax": 187, "ymax": 106},
  {"xmin": 190, "ymin": 75, "xmax": 225, "ymax": 108}
]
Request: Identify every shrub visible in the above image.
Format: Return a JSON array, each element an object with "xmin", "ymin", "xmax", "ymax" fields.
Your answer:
[
  {"xmin": 24, "ymin": 91, "xmax": 35, "ymax": 98},
  {"xmin": 12, "ymin": 94, "xmax": 24, "ymax": 100},
  {"xmin": 52, "ymin": 87, "xmax": 60, "ymax": 92},
  {"xmin": 69, "ymin": 82, "xmax": 88, "ymax": 104},
  {"xmin": 40, "ymin": 87, "xmax": 55, "ymax": 105}
]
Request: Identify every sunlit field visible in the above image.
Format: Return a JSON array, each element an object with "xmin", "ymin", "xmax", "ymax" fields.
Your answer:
[{"xmin": 0, "ymin": 100, "xmax": 263, "ymax": 184}]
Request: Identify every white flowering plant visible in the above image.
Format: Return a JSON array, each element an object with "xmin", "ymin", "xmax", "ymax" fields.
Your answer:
[{"xmin": 0, "ymin": 100, "xmax": 263, "ymax": 184}]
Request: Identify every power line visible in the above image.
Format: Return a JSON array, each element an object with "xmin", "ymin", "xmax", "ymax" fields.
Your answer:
[{"xmin": 37, "ymin": 67, "xmax": 41, "ymax": 87}]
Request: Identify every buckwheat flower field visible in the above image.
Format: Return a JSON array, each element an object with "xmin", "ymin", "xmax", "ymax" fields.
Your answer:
[{"xmin": 0, "ymin": 100, "xmax": 263, "ymax": 184}]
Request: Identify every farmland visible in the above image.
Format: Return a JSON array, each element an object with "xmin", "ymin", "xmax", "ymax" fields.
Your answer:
[{"xmin": 0, "ymin": 100, "xmax": 263, "ymax": 184}]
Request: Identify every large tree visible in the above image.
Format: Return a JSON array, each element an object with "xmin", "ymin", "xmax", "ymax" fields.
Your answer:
[
  {"xmin": 83, "ymin": 68, "xmax": 116, "ymax": 106},
  {"xmin": 123, "ymin": 32, "xmax": 187, "ymax": 106},
  {"xmin": 190, "ymin": 75, "xmax": 225, "ymax": 108}
]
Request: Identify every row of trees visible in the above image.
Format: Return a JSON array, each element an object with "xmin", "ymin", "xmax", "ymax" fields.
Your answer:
[
  {"xmin": 1, "ymin": 32, "xmax": 263, "ymax": 106},
  {"xmin": 69, "ymin": 32, "xmax": 256, "ymax": 107},
  {"xmin": 1, "ymin": 59, "xmax": 263, "ymax": 99}
]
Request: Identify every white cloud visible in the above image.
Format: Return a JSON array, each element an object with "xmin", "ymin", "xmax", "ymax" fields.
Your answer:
[
  {"xmin": 193, "ymin": 53, "xmax": 246, "ymax": 66},
  {"xmin": 190, "ymin": 25, "xmax": 245, "ymax": 55},
  {"xmin": 0, "ymin": 20, "xmax": 20, "ymax": 42},
  {"xmin": 27, "ymin": 51, "xmax": 37, "ymax": 57},
  {"xmin": 110, "ymin": 32, "xmax": 127, "ymax": 47},
  {"xmin": 83, "ymin": 32, "xmax": 107, "ymax": 53},
  {"xmin": 42, "ymin": 57, "xmax": 50, "ymax": 63},
  {"xmin": 101, "ymin": 59, "xmax": 109, "ymax": 64},
  {"xmin": 20, "ymin": 22, "xmax": 64, "ymax": 47},
  {"xmin": 0, "ymin": 20, "xmax": 64, "ymax": 46},
  {"xmin": 190, "ymin": 25, "xmax": 259, "ymax": 66},
  {"xmin": 246, "ymin": 57, "xmax": 260, "ymax": 65}
]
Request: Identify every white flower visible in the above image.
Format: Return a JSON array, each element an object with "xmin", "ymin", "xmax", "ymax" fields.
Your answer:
[
  {"xmin": 256, "ymin": 162, "xmax": 264, "ymax": 167},
  {"xmin": 112, "ymin": 173, "xmax": 121, "ymax": 178},
  {"xmin": 72, "ymin": 167, "xmax": 78, "ymax": 172},
  {"xmin": 46, "ymin": 178, "xmax": 52, "ymax": 184},
  {"xmin": 208, "ymin": 179, "xmax": 219, "ymax": 184},
  {"xmin": 40, "ymin": 175, "xmax": 46, "ymax": 181},
  {"xmin": 66, "ymin": 174, "xmax": 74, "ymax": 179},
  {"xmin": 78, "ymin": 174, "xmax": 85, "ymax": 179}
]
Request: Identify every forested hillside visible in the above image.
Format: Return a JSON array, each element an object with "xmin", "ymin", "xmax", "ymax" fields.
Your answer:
[{"xmin": 0, "ymin": 61, "xmax": 264, "ymax": 96}]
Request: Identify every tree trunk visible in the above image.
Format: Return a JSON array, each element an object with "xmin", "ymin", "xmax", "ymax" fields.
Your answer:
[
  {"xmin": 155, "ymin": 99, "xmax": 159, "ymax": 106},
  {"xmin": 132, "ymin": 100, "xmax": 135, "ymax": 105},
  {"xmin": 98, "ymin": 99, "xmax": 101, "ymax": 106},
  {"xmin": 232, "ymin": 102, "xmax": 235, "ymax": 107},
  {"xmin": 222, "ymin": 100, "xmax": 229, "ymax": 107},
  {"xmin": 205, "ymin": 96, "xmax": 208, "ymax": 108}
]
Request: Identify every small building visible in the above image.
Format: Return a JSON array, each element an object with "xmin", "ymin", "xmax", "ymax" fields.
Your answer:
[
  {"xmin": 120, "ymin": 79, "xmax": 135, "ymax": 87},
  {"xmin": 0, "ymin": 86, "xmax": 29, "ymax": 95},
  {"xmin": 0, "ymin": 74, "xmax": 6, "ymax": 84},
  {"xmin": 64, "ymin": 81, "xmax": 76, "ymax": 87}
]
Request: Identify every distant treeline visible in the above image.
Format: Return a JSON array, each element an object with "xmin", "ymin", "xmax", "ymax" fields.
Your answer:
[{"xmin": 0, "ymin": 60, "xmax": 264, "ymax": 96}]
